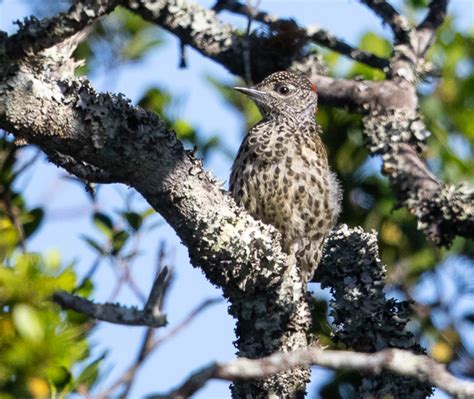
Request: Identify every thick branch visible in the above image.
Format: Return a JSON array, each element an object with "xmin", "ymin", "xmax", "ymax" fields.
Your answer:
[
  {"xmin": 302, "ymin": 75, "xmax": 416, "ymax": 112},
  {"xmin": 417, "ymin": 0, "xmax": 449, "ymax": 56},
  {"xmin": 364, "ymin": 112, "xmax": 474, "ymax": 245},
  {"xmin": 149, "ymin": 347, "xmax": 474, "ymax": 399},
  {"xmin": 53, "ymin": 291, "xmax": 167, "ymax": 327},
  {"xmin": 316, "ymin": 225, "xmax": 432, "ymax": 397},
  {"xmin": 0, "ymin": 32, "xmax": 312, "ymax": 397},
  {"xmin": 2, "ymin": 0, "xmax": 119, "ymax": 59},
  {"xmin": 359, "ymin": 0, "xmax": 412, "ymax": 44}
]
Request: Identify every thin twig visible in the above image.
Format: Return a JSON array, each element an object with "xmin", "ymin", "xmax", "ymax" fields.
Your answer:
[
  {"xmin": 242, "ymin": 0, "xmax": 260, "ymax": 85},
  {"xmin": 307, "ymin": 26, "xmax": 389, "ymax": 70},
  {"xmin": 53, "ymin": 291, "xmax": 167, "ymax": 327},
  {"xmin": 144, "ymin": 267, "xmax": 169, "ymax": 319},
  {"xmin": 96, "ymin": 243, "xmax": 173, "ymax": 399},
  {"xmin": 73, "ymin": 256, "xmax": 102, "ymax": 294},
  {"xmin": 179, "ymin": 40, "xmax": 187, "ymax": 68},
  {"xmin": 97, "ymin": 297, "xmax": 221, "ymax": 398},
  {"xmin": 149, "ymin": 347, "xmax": 474, "ymax": 399}
]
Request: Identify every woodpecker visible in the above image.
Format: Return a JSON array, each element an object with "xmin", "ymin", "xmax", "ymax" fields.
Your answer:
[{"xmin": 230, "ymin": 71, "xmax": 341, "ymax": 281}]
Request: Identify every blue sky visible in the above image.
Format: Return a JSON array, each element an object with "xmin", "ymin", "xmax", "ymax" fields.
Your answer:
[{"xmin": 1, "ymin": 0, "xmax": 473, "ymax": 398}]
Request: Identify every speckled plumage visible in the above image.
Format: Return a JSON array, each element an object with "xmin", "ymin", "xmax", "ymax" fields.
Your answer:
[{"xmin": 230, "ymin": 71, "xmax": 341, "ymax": 281}]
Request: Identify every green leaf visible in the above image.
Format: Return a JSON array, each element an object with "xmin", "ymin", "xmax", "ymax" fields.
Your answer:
[
  {"xmin": 92, "ymin": 213, "xmax": 114, "ymax": 238},
  {"xmin": 12, "ymin": 304, "xmax": 44, "ymax": 342},
  {"xmin": 111, "ymin": 230, "xmax": 130, "ymax": 255},
  {"xmin": 119, "ymin": 8, "xmax": 151, "ymax": 34},
  {"xmin": 358, "ymin": 32, "xmax": 391, "ymax": 58},
  {"xmin": 22, "ymin": 208, "xmax": 44, "ymax": 239},
  {"xmin": 174, "ymin": 119, "xmax": 196, "ymax": 142},
  {"xmin": 142, "ymin": 208, "xmax": 155, "ymax": 218},
  {"xmin": 138, "ymin": 87, "xmax": 171, "ymax": 115},
  {"xmin": 44, "ymin": 250, "xmax": 61, "ymax": 272},
  {"xmin": 123, "ymin": 211, "xmax": 143, "ymax": 231},
  {"xmin": 74, "ymin": 279, "xmax": 94, "ymax": 298},
  {"xmin": 122, "ymin": 36, "xmax": 164, "ymax": 61},
  {"xmin": 76, "ymin": 352, "xmax": 107, "ymax": 389},
  {"xmin": 81, "ymin": 235, "xmax": 106, "ymax": 255}
]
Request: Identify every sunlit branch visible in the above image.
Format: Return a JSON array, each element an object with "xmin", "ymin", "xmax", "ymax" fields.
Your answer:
[{"xmin": 149, "ymin": 347, "xmax": 474, "ymax": 399}]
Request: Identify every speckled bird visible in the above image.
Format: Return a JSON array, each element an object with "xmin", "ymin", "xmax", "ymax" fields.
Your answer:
[{"xmin": 230, "ymin": 71, "xmax": 341, "ymax": 281}]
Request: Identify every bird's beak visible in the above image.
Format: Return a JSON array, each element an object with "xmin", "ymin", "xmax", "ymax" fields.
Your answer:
[{"xmin": 234, "ymin": 87, "xmax": 267, "ymax": 102}]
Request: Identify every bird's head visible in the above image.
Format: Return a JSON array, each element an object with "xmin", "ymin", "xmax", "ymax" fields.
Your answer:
[{"xmin": 234, "ymin": 71, "xmax": 318, "ymax": 122}]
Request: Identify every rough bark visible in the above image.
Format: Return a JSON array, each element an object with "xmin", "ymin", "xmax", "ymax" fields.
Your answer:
[
  {"xmin": 0, "ymin": 0, "xmax": 469, "ymax": 397},
  {"xmin": 317, "ymin": 225, "xmax": 433, "ymax": 397},
  {"xmin": 0, "ymin": 37, "xmax": 310, "ymax": 397}
]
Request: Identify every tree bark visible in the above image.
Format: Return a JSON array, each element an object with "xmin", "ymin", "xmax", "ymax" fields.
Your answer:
[{"xmin": 0, "ymin": 0, "xmax": 469, "ymax": 397}]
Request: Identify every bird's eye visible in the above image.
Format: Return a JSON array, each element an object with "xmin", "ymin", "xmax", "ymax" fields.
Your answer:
[{"xmin": 276, "ymin": 85, "xmax": 290, "ymax": 95}]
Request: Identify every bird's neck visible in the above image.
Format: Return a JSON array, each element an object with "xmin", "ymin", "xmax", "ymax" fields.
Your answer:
[{"xmin": 262, "ymin": 113, "xmax": 315, "ymax": 129}]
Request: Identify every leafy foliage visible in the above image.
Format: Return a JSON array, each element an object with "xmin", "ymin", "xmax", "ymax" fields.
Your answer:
[{"xmin": 0, "ymin": 136, "xmax": 100, "ymax": 398}]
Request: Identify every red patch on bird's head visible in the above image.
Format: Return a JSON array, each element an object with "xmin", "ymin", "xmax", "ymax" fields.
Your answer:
[{"xmin": 310, "ymin": 83, "xmax": 317, "ymax": 93}]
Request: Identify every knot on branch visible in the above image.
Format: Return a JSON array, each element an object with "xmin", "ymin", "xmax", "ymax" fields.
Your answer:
[{"xmin": 363, "ymin": 109, "xmax": 430, "ymax": 154}]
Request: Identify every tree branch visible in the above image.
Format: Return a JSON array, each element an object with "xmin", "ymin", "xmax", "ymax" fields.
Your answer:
[
  {"xmin": 1, "ymin": 0, "xmax": 119, "ymax": 59},
  {"xmin": 122, "ymin": 0, "xmax": 390, "ymax": 107},
  {"xmin": 417, "ymin": 0, "xmax": 449, "ymax": 57},
  {"xmin": 316, "ymin": 225, "xmax": 432, "ymax": 397},
  {"xmin": 144, "ymin": 266, "xmax": 170, "ymax": 319},
  {"xmin": 54, "ymin": 262, "xmax": 172, "ymax": 328},
  {"xmin": 53, "ymin": 291, "xmax": 167, "ymax": 327},
  {"xmin": 214, "ymin": 0, "xmax": 389, "ymax": 70},
  {"xmin": 98, "ymin": 297, "xmax": 222, "ymax": 399},
  {"xmin": 359, "ymin": 0, "xmax": 412, "ymax": 44},
  {"xmin": 363, "ymin": 112, "xmax": 474, "ymax": 245},
  {"xmin": 148, "ymin": 347, "xmax": 474, "ymax": 399},
  {"xmin": 306, "ymin": 25, "xmax": 389, "ymax": 70}
]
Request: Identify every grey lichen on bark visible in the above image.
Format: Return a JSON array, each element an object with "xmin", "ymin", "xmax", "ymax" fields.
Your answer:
[
  {"xmin": 230, "ymin": 261, "xmax": 310, "ymax": 398},
  {"xmin": 0, "ymin": 38, "xmax": 311, "ymax": 398},
  {"xmin": 2, "ymin": 0, "xmax": 119, "ymax": 59},
  {"xmin": 0, "ymin": 1, "xmax": 470, "ymax": 397},
  {"xmin": 363, "ymin": 110, "xmax": 474, "ymax": 245},
  {"xmin": 317, "ymin": 225, "xmax": 433, "ymax": 398},
  {"xmin": 363, "ymin": 109, "xmax": 431, "ymax": 153}
]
